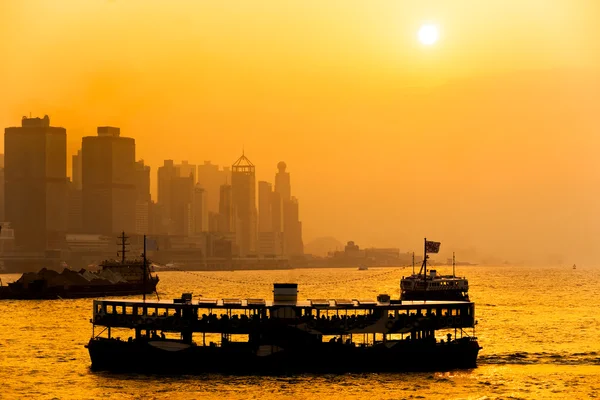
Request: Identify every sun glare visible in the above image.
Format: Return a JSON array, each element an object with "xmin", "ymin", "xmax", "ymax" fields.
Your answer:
[{"xmin": 418, "ymin": 24, "xmax": 439, "ymax": 46}]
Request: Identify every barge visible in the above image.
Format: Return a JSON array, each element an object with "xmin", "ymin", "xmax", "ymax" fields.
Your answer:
[{"xmin": 86, "ymin": 283, "xmax": 481, "ymax": 373}]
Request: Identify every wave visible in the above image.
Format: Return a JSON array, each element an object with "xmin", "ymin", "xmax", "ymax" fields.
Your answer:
[{"xmin": 479, "ymin": 351, "xmax": 600, "ymax": 366}]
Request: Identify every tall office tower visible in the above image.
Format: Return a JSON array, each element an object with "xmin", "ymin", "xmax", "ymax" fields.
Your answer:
[
  {"xmin": 81, "ymin": 126, "xmax": 136, "ymax": 235},
  {"xmin": 283, "ymin": 196, "xmax": 304, "ymax": 255},
  {"xmin": 231, "ymin": 153, "xmax": 257, "ymax": 256},
  {"xmin": 274, "ymin": 161, "xmax": 291, "ymax": 202},
  {"xmin": 134, "ymin": 160, "xmax": 151, "ymax": 234},
  {"xmin": 258, "ymin": 181, "xmax": 273, "ymax": 233},
  {"xmin": 257, "ymin": 181, "xmax": 283, "ymax": 256},
  {"xmin": 4, "ymin": 116, "xmax": 67, "ymax": 251},
  {"xmin": 218, "ymin": 183, "xmax": 234, "ymax": 233},
  {"xmin": 68, "ymin": 149, "xmax": 83, "ymax": 232},
  {"xmin": 156, "ymin": 160, "xmax": 179, "ymax": 231},
  {"xmin": 170, "ymin": 175, "xmax": 194, "ymax": 236},
  {"xmin": 0, "ymin": 163, "xmax": 4, "ymax": 222},
  {"xmin": 274, "ymin": 162, "xmax": 303, "ymax": 256},
  {"xmin": 72, "ymin": 149, "xmax": 82, "ymax": 190},
  {"xmin": 177, "ymin": 160, "xmax": 197, "ymax": 183},
  {"xmin": 192, "ymin": 185, "xmax": 208, "ymax": 234},
  {"xmin": 270, "ymin": 190, "xmax": 282, "ymax": 233},
  {"xmin": 67, "ymin": 178, "xmax": 82, "ymax": 232},
  {"xmin": 197, "ymin": 161, "xmax": 230, "ymax": 214}
]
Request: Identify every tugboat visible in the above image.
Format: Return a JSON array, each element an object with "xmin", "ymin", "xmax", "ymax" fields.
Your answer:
[
  {"xmin": 400, "ymin": 240, "xmax": 469, "ymax": 301},
  {"xmin": 0, "ymin": 233, "xmax": 159, "ymax": 300},
  {"xmin": 86, "ymin": 239, "xmax": 481, "ymax": 374}
]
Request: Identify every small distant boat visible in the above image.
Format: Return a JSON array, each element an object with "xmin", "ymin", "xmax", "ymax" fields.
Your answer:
[
  {"xmin": 401, "ymin": 245, "xmax": 469, "ymax": 302},
  {"xmin": 573, "ymin": 264, "xmax": 576, "ymax": 270},
  {"xmin": 358, "ymin": 265, "xmax": 368, "ymax": 271}
]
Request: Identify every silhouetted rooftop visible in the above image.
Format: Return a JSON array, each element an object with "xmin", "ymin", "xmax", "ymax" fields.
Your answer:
[{"xmin": 232, "ymin": 154, "xmax": 254, "ymax": 168}]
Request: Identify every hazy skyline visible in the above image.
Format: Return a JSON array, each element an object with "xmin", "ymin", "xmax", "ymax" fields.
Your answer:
[{"xmin": 1, "ymin": 1, "xmax": 599, "ymax": 264}]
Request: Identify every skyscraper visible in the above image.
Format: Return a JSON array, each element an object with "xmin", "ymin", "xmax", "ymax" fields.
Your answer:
[
  {"xmin": 134, "ymin": 160, "xmax": 151, "ymax": 234},
  {"xmin": 192, "ymin": 185, "xmax": 208, "ymax": 234},
  {"xmin": 231, "ymin": 153, "xmax": 257, "ymax": 256},
  {"xmin": 170, "ymin": 175, "xmax": 194, "ymax": 236},
  {"xmin": 81, "ymin": 126, "xmax": 136, "ymax": 235},
  {"xmin": 156, "ymin": 160, "xmax": 178, "ymax": 233},
  {"xmin": 275, "ymin": 161, "xmax": 291, "ymax": 201},
  {"xmin": 197, "ymin": 161, "xmax": 230, "ymax": 214},
  {"xmin": 177, "ymin": 160, "xmax": 196, "ymax": 183},
  {"xmin": 218, "ymin": 183, "xmax": 234, "ymax": 233},
  {"xmin": 257, "ymin": 180, "xmax": 283, "ymax": 256},
  {"xmin": 274, "ymin": 162, "xmax": 303, "ymax": 256},
  {"xmin": 4, "ymin": 115, "xmax": 67, "ymax": 251},
  {"xmin": 72, "ymin": 149, "xmax": 82, "ymax": 190},
  {"xmin": 258, "ymin": 181, "xmax": 273, "ymax": 233},
  {"xmin": 0, "ymin": 156, "xmax": 5, "ymax": 222}
]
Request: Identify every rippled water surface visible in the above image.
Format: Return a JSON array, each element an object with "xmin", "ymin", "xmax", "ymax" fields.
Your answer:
[{"xmin": 1, "ymin": 265, "xmax": 599, "ymax": 399}]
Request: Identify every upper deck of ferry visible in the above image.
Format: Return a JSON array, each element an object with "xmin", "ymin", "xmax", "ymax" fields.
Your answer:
[{"xmin": 91, "ymin": 283, "xmax": 476, "ymax": 335}]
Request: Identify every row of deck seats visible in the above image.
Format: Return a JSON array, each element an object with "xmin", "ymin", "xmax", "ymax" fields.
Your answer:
[{"xmin": 95, "ymin": 310, "xmax": 473, "ymax": 332}]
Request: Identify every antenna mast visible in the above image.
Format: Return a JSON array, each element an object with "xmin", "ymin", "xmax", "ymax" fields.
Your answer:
[{"xmin": 117, "ymin": 231, "xmax": 129, "ymax": 263}]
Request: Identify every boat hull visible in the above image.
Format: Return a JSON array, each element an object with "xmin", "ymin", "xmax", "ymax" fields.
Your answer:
[
  {"xmin": 87, "ymin": 337, "xmax": 481, "ymax": 374},
  {"xmin": 0, "ymin": 281, "xmax": 158, "ymax": 300},
  {"xmin": 401, "ymin": 290, "xmax": 469, "ymax": 302}
]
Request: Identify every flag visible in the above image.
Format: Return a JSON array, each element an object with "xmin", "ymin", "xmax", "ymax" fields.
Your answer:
[
  {"xmin": 425, "ymin": 240, "xmax": 441, "ymax": 254},
  {"xmin": 145, "ymin": 237, "xmax": 159, "ymax": 251}
]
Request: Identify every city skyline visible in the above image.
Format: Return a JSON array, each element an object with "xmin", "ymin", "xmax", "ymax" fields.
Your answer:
[{"xmin": 2, "ymin": 2, "xmax": 600, "ymax": 265}]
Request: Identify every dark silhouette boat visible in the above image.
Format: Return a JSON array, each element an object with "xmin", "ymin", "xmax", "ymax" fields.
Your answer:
[
  {"xmin": 86, "ymin": 236, "xmax": 481, "ymax": 374},
  {"xmin": 401, "ymin": 247, "xmax": 469, "ymax": 301},
  {"xmin": 0, "ymin": 233, "xmax": 158, "ymax": 300}
]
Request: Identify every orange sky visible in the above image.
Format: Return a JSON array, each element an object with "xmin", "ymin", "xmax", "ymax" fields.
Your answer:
[{"xmin": 1, "ymin": 1, "xmax": 599, "ymax": 264}]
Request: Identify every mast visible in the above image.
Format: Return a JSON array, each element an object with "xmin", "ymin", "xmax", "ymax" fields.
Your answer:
[
  {"xmin": 117, "ymin": 231, "xmax": 129, "ymax": 264},
  {"xmin": 423, "ymin": 237, "xmax": 427, "ymax": 300},
  {"xmin": 453, "ymin": 252, "xmax": 456, "ymax": 277},
  {"xmin": 143, "ymin": 235, "xmax": 147, "ymax": 303},
  {"xmin": 423, "ymin": 237, "xmax": 427, "ymax": 278},
  {"xmin": 412, "ymin": 252, "xmax": 415, "ymax": 275}
]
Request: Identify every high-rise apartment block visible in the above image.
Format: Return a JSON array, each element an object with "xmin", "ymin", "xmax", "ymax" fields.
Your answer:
[
  {"xmin": 81, "ymin": 126, "xmax": 136, "ymax": 235},
  {"xmin": 4, "ymin": 116, "xmax": 68, "ymax": 251}
]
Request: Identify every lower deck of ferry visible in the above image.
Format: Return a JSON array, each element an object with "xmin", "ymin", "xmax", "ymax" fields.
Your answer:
[{"xmin": 88, "ymin": 333, "xmax": 480, "ymax": 373}]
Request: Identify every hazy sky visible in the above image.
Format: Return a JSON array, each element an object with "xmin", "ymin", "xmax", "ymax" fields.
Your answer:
[{"xmin": 1, "ymin": 1, "xmax": 599, "ymax": 264}]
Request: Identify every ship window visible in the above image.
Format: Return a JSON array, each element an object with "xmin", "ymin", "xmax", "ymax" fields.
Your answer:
[
  {"xmin": 451, "ymin": 309, "xmax": 457, "ymax": 316},
  {"xmin": 125, "ymin": 306, "xmax": 134, "ymax": 315},
  {"xmin": 136, "ymin": 306, "xmax": 145, "ymax": 316},
  {"xmin": 106, "ymin": 305, "xmax": 114, "ymax": 314}
]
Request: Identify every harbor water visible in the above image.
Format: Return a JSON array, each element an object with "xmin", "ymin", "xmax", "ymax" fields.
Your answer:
[{"xmin": 1, "ymin": 265, "xmax": 599, "ymax": 399}]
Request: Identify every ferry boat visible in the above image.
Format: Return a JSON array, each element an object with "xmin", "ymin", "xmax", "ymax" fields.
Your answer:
[
  {"xmin": 401, "ymin": 244, "xmax": 469, "ymax": 301},
  {"xmin": 0, "ymin": 233, "xmax": 158, "ymax": 300},
  {"xmin": 86, "ymin": 284, "xmax": 481, "ymax": 373}
]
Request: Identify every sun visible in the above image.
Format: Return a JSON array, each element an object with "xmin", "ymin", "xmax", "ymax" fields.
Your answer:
[{"xmin": 418, "ymin": 24, "xmax": 439, "ymax": 46}]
